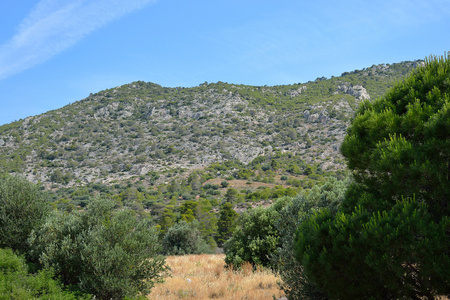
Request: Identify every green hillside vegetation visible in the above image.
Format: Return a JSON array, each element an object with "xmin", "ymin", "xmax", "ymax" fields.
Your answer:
[{"xmin": 0, "ymin": 61, "xmax": 421, "ymax": 211}]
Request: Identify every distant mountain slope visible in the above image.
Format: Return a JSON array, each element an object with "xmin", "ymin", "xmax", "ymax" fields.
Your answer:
[{"xmin": 0, "ymin": 60, "xmax": 422, "ymax": 190}]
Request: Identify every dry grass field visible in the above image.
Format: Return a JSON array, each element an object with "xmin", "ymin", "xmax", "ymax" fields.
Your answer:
[{"xmin": 149, "ymin": 254, "xmax": 285, "ymax": 300}]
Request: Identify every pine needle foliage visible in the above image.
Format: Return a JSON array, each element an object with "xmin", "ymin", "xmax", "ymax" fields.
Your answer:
[{"xmin": 296, "ymin": 54, "xmax": 450, "ymax": 299}]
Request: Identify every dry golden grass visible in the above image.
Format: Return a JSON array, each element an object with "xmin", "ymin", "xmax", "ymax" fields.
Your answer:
[{"xmin": 149, "ymin": 254, "xmax": 285, "ymax": 300}]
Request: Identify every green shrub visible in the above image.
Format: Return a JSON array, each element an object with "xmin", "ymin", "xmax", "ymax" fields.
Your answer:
[
  {"xmin": 0, "ymin": 176, "xmax": 51, "ymax": 254},
  {"xmin": 272, "ymin": 199, "xmax": 328, "ymax": 299},
  {"xmin": 224, "ymin": 197, "xmax": 290, "ymax": 268},
  {"xmin": 0, "ymin": 248, "xmax": 90, "ymax": 299},
  {"xmin": 224, "ymin": 176, "xmax": 349, "ymax": 270},
  {"xmin": 161, "ymin": 220, "xmax": 212, "ymax": 255},
  {"xmin": 270, "ymin": 177, "xmax": 348, "ymax": 299},
  {"xmin": 220, "ymin": 180, "xmax": 229, "ymax": 188},
  {"xmin": 296, "ymin": 199, "xmax": 450, "ymax": 299},
  {"xmin": 29, "ymin": 197, "xmax": 168, "ymax": 299}
]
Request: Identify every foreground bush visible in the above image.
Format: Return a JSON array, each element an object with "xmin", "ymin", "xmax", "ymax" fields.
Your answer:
[
  {"xmin": 296, "ymin": 199, "xmax": 450, "ymax": 299},
  {"xmin": 223, "ymin": 176, "xmax": 348, "ymax": 283},
  {"xmin": 0, "ymin": 176, "xmax": 51, "ymax": 254},
  {"xmin": 0, "ymin": 248, "xmax": 90, "ymax": 299},
  {"xmin": 29, "ymin": 197, "xmax": 168, "ymax": 299}
]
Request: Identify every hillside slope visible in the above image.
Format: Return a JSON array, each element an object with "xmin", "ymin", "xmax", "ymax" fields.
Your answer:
[{"xmin": 0, "ymin": 60, "xmax": 422, "ymax": 193}]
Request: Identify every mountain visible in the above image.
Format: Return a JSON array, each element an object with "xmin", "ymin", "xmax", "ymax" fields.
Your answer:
[{"xmin": 0, "ymin": 60, "xmax": 422, "ymax": 207}]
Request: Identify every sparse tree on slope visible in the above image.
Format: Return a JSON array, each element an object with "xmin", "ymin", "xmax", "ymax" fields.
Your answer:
[{"xmin": 216, "ymin": 202, "xmax": 238, "ymax": 247}]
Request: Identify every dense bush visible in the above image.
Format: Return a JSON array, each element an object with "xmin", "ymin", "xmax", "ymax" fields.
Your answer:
[
  {"xmin": 296, "ymin": 199, "xmax": 450, "ymax": 299},
  {"xmin": 224, "ymin": 197, "xmax": 290, "ymax": 268},
  {"xmin": 0, "ymin": 248, "xmax": 90, "ymax": 299},
  {"xmin": 271, "ymin": 195, "xmax": 327, "ymax": 300},
  {"xmin": 224, "ymin": 177, "xmax": 349, "ymax": 276},
  {"xmin": 0, "ymin": 176, "xmax": 51, "ymax": 254},
  {"xmin": 161, "ymin": 220, "xmax": 212, "ymax": 255},
  {"xmin": 29, "ymin": 197, "xmax": 168, "ymax": 300}
]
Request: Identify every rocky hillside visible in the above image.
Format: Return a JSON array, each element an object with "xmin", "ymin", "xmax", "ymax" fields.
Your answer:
[{"xmin": 0, "ymin": 60, "xmax": 422, "ymax": 192}]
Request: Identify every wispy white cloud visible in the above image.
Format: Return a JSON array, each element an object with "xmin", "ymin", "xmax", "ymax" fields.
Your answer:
[{"xmin": 0, "ymin": 0, "xmax": 156, "ymax": 80}]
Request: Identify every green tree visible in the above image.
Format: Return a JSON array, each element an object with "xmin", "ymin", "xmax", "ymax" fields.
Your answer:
[
  {"xmin": 272, "ymin": 178, "xmax": 349, "ymax": 300},
  {"xmin": 179, "ymin": 200, "xmax": 197, "ymax": 222},
  {"xmin": 271, "ymin": 195, "xmax": 327, "ymax": 300},
  {"xmin": 158, "ymin": 206, "xmax": 177, "ymax": 236},
  {"xmin": 220, "ymin": 180, "xmax": 229, "ymax": 188},
  {"xmin": 296, "ymin": 199, "xmax": 450, "ymax": 300},
  {"xmin": 224, "ymin": 198, "xmax": 290, "ymax": 268},
  {"xmin": 119, "ymin": 187, "xmax": 145, "ymax": 212},
  {"xmin": 29, "ymin": 197, "xmax": 168, "ymax": 300},
  {"xmin": 50, "ymin": 169, "xmax": 73, "ymax": 184},
  {"xmin": 303, "ymin": 166, "xmax": 313, "ymax": 176},
  {"xmin": 215, "ymin": 202, "xmax": 238, "ymax": 247},
  {"xmin": 270, "ymin": 159, "xmax": 279, "ymax": 170},
  {"xmin": 161, "ymin": 220, "xmax": 212, "ymax": 255},
  {"xmin": 224, "ymin": 188, "xmax": 238, "ymax": 203},
  {"xmin": 340, "ymin": 55, "xmax": 450, "ymax": 219},
  {"xmin": 0, "ymin": 176, "xmax": 51, "ymax": 254},
  {"xmin": 295, "ymin": 54, "xmax": 450, "ymax": 299},
  {"xmin": 195, "ymin": 199, "xmax": 218, "ymax": 249}
]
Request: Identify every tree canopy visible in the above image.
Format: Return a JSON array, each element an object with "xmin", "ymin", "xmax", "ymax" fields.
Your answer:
[
  {"xmin": 0, "ymin": 176, "xmax": 51, "ymax": 254},
  {"xmin": 341, "ymin": 55, "xmax": 449, "ymax": 219},
  {"xmin": 295, "ymin": 54, "xmax": 450, "ymax": 299}
]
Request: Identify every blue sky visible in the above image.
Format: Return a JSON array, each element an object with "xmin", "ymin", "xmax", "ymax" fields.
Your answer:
[{"xmin": 1, "ymin": 0, "xmax": 449, "ymax": 126}]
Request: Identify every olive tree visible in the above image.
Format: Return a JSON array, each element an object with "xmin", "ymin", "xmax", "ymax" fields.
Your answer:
[
  {"xmin": 161, "ymin": 220, "xmax": 212, "ymax": 255},
  {"xmin": 29, "ymin": 197, "xmax": 168, "ymax": 299},
  {"xmin": 0, "ymin": 176, "xmax": 50, "ymax": 254}
]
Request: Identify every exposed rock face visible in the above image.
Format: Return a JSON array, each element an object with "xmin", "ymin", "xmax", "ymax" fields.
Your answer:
[
  {"xmin": 303, "ymin": 110, "xmax": 329, "ymax": 123},
  {"xmin": 336, "ymin": 83, "xmax": 370, "ymax": 100},
  {"xmin": 289, "ymin": 86, "xmax": 307, "ymax": 97}
]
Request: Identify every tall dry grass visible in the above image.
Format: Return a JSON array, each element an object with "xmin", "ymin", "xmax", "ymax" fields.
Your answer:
[{"xmin": 149, "ymin": 254, "xmax": 285, "ymax": 299}]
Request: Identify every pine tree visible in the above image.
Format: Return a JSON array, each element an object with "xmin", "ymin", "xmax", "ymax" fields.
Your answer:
[
  {"xmin": 295, "ymin": 54, "xmax": 450, "ymax": 299},
  {"xmin": 216, "ymin": 202, "xmax": 238, "ymax": 247}
]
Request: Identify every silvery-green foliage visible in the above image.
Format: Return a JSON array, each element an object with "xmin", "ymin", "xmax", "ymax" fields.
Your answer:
[
  {"xmin": 162, "ymin": 220, "xmax": 212, "ymax": 255},
  {"xmin": 271, "ymin": 194, "xmax": 327, "ymax": 300},
  {"xmin": 29, "ymin": 197, "xmax": 168, "ymax": 300},
  {"xmin": 0, "ymin": 248, "xmax": 91, "ymax": 299},
  {"xmin": 0, "ymin": 176, "xmax": 51, "ymax": 255}
]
